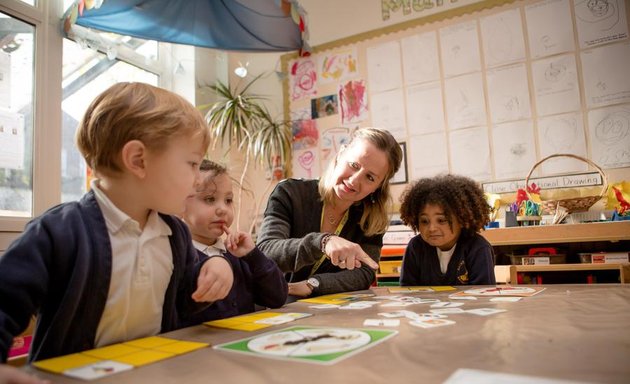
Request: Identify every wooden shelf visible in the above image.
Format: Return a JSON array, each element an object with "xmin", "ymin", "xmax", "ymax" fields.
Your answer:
[
  {"xmin": 481, "ymin": 221, "xmax": 630, "ymax": 246},
  {"xmin": 510, "ymin": 263, "xmax": 630, "ymax": 284},
  {"xmin": 376, "ymin": 273, "xmax": 400, "ymax": 278}
]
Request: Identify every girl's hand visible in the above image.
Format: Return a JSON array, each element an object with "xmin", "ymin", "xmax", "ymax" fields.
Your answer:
[
  {"xmin": 323, "ymin": 236, "xmax": 379, "ymax": 270},
  {"xmin": 222, "ymin": 225, "xmax": 255, "ymax": 257}
]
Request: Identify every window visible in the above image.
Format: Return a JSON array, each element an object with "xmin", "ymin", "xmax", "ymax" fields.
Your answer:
[{"xmin": 0, "ymin": 12, "xmax": 35, "ymax": 217}]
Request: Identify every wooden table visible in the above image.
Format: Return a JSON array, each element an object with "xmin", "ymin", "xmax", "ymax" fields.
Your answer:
[{"xmin": 23, "ymin": 285, "xmax": 630, "ymax": 383}]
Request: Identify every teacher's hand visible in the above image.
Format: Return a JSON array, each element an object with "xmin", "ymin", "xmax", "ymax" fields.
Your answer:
[
  {"xmin": 0, "ymin": 365, "xmax": 50, "ymax": 384},
  {"xmin": 323, "ymin": 236, "xmax": 379, "ymax": 270},
  {"xmin": 288, "ymin": 281, "xmax": 313, "ymax": 297}
]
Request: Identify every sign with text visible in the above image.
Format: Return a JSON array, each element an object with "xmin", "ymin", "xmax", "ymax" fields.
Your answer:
[{"xmin": 482, "ymin": 172, "xmax": 603, "ymax": 194}]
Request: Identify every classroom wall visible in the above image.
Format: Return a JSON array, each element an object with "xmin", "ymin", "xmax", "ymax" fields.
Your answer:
[{"xmin": 281, "ymin": 0, "xmax": 630, "ymax": 212}]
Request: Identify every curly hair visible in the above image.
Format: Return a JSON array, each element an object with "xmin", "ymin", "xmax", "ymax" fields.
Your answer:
[{"xmin": 399, "ymin": 174, "xmax": 490, "ymax": 235}]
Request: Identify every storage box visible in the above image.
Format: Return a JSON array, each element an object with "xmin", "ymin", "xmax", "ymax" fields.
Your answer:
[
  {"xmin": 579, "ymin": 252, "xmax": 629, "ymax": 264},
  {"xmin": 379, "ymin": 260, "xmax": 402, "ymax": 274}
]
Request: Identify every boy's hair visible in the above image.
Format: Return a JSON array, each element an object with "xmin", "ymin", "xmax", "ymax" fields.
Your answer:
[
  {"xmin": 319, "ymin": 127, "xmax": 403, "ymax": 236},
  {"xmin": 399, "ymin": 174, "xmax": 490, "ymax": 236},
  {"xmin": 76, "ymin": 82, "xmax": 210, "ymax": 175}
]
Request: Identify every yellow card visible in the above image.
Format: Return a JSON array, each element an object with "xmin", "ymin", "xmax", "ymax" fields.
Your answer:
[
  {"xmin": 82, "ymin": 344, "xmax": 142, "ymax": 359},
  {"xmin": 431, "ymin": 286, "xmax": 456, "ymax": 291},
  {"xmin": 112, "ymin": 350, "xmax": 175, "ymax": 367},
  {"xmin": 123, "ymin": 336, "xmax": 177, "ymax": 349},
  {"xmin": 299, "ymin": 294, "xmax": 350, "ymax": 304},
  {"xmin": 33, "ymin": 353, "xmax": 100, "ymax": 374},
  {"xmin": 388, "ymin": 286, "xmax": 434, "ymax": 293},
  {"xmin": 154, "ymin": 340, "xmax": 209, "ymax": 355}
]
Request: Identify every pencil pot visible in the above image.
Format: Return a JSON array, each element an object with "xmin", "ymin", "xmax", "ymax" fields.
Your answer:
[{"xmin": 525, "ymin": 154, "xmax": 608, "ymax": 214}]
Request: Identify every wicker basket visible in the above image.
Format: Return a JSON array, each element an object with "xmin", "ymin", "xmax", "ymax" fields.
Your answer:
[{"xmin": 525, "ymin": 154, "xmax": 608, "ymax": 214}]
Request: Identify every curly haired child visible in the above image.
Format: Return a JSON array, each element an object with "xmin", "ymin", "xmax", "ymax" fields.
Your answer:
[{"xmin": 398, "ymin": 174, "xmax": 496, "ymax": 286}]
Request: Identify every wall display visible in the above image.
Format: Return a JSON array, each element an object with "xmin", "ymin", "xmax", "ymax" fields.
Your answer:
[{"xmin": 282, "ymin": 0, "xmax": 630, "ymax": 184}]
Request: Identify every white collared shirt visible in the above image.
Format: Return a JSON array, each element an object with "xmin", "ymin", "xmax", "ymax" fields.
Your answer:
[
  {"xmin": 437, "ymin": 244, "xmax": 457, "ymax": 274},
  {"xmin": 192, "ymin": 238, "xmax": 226, "ymax": 257},
  {"xmin": 91, "ymin": 179, "xmax": 174, "ymax": 347}
]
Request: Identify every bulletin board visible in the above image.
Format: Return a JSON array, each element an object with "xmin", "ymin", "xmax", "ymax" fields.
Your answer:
[{"xmin": 281, "ymin": 0, "xmax": 630, "ymax": 189}]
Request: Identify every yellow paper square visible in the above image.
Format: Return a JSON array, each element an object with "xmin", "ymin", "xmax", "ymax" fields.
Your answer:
[
  {"xmin": 33, "ymin": 353, "xmax": 100, "ymax": 374},
  {"xmin": 82, "ymin": 343, "xmax": 142, "ymax": 359},
  {"xmin": 123, "ymin": 336, "xmax": 177, "ymax": 349},
  {"xmin": 431, "ymin": 286, "xmax": 456, "ymax": 291},
  {"xmin": 203, "ymin": 319, "xmax": 238, "ymax": 327},
  {"xmin": 228, "ymin": 322, "xmax": 270, "ymax": 331},
  {"xmin": 154, "ymin": 340, "xmax": 209, "ymax": 355},
  {"xmin": 112, "ymin": 350, "xmax": 174, "ymax": 367}
]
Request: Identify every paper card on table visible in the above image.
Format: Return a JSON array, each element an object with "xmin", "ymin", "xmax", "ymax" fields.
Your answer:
[
  {"xmin": 430, "ymin": 302, "xmax": 464, "ymax": 308},
  {"xmin": 466, "ymin": 308, "xmax": 507, "ymax": 316},
  {"xmin": 309, "ymin": 304, "xmax": 341, "ymax": 309},
  {"xmin": 409, "ymin": 318, "xmax": 456, "ymax": 328},
  {"xmin": 416, "ymin": 313, "xmax": 447, "ymax": 319},
  {"xmin": 431, "ymin": 286, "xmax": 457, "ymax": 291},
  {"xmin": 154, "ymin": 340, "xmax": 209, "ymax": 355},
  {"xmin": 205, "ymin": 312, "xmax": 284, "ymax": 330},
  {"xmin": 449, "ymin": 295, "xmax": 477, "ymax": 300},
  {"xmin": 430, "ymin": 308, "xmax": 466, "ymax": 314},
  {"xmin": 490, "ymin": 297, "xmax": 522, "ymax": 302},
  {"xmin": 298, "ymin": 293, "xmax": 355, "ymax": 305},
  {"xmin": 112, "ymin": 350, "xmax": 175, "ymax": 367},
  {"xmin": 123, "ymin": 336, "xmax": 177, "ymax": 349},
  {"xmin": 81, "ymin": 344, "xmax": 142, "ymax": 360},
  {"xmin": 33, "ymin": 353, "xmax": 101, "ymax": 374},
  {"xmin": 255, "ymin": 313, "xmax": 312, "ymax": 325},
  {"xmin": 388, "ymin": 286, "xmax": 435, "ymax": 293},
  {"xmin": 64, "ymin": 360, "xmax": 133, "ymax": 381},
  {"xmin": 451, "ymin": 286, "xmax": 545, "ymax": 297},
  {"xmin": 363, "ymin": 319, "xmax": 400, "ymax": 327},
  {"xmin": 380, "ymin": 301, "xmax": 415, "ymax": 307}
]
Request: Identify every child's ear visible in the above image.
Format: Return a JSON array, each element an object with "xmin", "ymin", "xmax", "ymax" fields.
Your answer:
[{"xmin": 121, "ymin": 140, "xmax": 147, "ymax": 178}]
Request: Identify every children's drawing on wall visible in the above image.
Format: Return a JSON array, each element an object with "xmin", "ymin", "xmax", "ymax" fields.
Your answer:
[
  {"xmin": 486, "ymin": 63, "xmax": 531, "ymax": 124},
  {"xmin": 369, "ymin": 88, "xmax": 407, "ymax": 139},
  {"xmin": 406, "ymin": 82, "xmax": 445, "ymax": 135},
  {"xmin": 339, "ymin": 79, "xmax": 368, "ymax": 125},
  {"xmin": 480, "ymin": 8, "xmax": 525, "ymax": 68},
  {"xmin": 538, "ymin": 113, "xmax": 588, "ymax": 174},
  {"xmin": 401, "ymin": 31, "xmax": 440, "ymax": 85},
  {"xmin": 532, "ymin": 54, "xmax": 580, "ymax": 116},
  {"xmin": 321, "ymin": 127, "xmax": 351, "ymax": 165},
  {"xmin": 408, "ymin": 133, "xmax": 449, "ymax": 179},
  {"xmin": 449, "ymin": 127, "xmax": 491, "ymax": 181},
  {"xmin": 588, "ymin": 105, "xmax": 630, "ymax": 168},
  {"xmin": 444, "ymin": 72, "xmax": 486, "ymax": 130},
  {"xmin": 491, "ymin": 120, "xmax": 536, "ymax": 179},
  {"xmin": 318, "ymin": 48, "xmax": 359, "ymax": 84},
  {"xmin": 289, "ymin": 57, "xmax": 317, "ymax": 101},
  {"xmin": 439, "ymin": 20, "xmax": 481, "ymax": 77},
  {"xmin": 292, "ymin": 148, "xmax": 320, "ymax": 179},
  {"xmin": 574, "ymin": 0, "xmax": 628, "ymax": 47},
  {"xmin": 311, "ymin": 94, "xmax": 339, "ymax": 119},
  {"xmin": 525, "ymin": 0, "xmax": 575, "ymax": 59},
  {"xmin": 292, "ymin": 119, "xmax": 318, "ymax": 150},
  {"xmin": 580, "ymin": 42, "xmax": 630, "ymax": 108},
  {"xmin": 366, "ymin": 40, "xmax": 403, "ymax": 93}
]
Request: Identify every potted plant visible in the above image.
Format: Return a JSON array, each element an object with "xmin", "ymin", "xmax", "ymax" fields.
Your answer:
[{"xmin": 202, "ymin": 74, "xmax": 292, "ymax": 233}]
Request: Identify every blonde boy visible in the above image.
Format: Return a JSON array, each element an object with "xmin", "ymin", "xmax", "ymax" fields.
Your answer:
[{"xmin": 0, "ymin": 83, "xmax": 233, "ymax": 365}]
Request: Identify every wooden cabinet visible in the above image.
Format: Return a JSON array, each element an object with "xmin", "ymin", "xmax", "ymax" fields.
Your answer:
[{"xmin": 482, "ymin": 221, "xmax": 630, "ymax": 285}]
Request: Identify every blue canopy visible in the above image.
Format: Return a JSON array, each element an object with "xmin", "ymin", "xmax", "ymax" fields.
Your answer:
[{"xmin": 68, "ymin": 0, "xmax": 303, "ymax": 52}]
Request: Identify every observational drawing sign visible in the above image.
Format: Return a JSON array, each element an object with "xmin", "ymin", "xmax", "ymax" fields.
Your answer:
[
  {"xmin": 214, "ymin": 326, "xmax": 397, "ymax": 365},
  {"xmin": 339, "ymin": 79, "xmax": 368, "ymax": 125},
  {"xmin": 289, "ymin": 57, "xmax": 317, "ymax": 101}
]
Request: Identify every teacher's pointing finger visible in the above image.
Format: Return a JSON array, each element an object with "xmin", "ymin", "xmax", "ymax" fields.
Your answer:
[{"xmin": 356, "ymin": 252, "xmax": 379, "ymax": 270}]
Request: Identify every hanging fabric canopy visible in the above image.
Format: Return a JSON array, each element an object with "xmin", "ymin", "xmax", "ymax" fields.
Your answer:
[{"xmin": 63, "ymin": 0, "xmax": 306, "ymax": 53}]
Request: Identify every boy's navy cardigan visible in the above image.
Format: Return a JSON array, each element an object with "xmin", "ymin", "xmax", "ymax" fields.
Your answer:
[{"xmin": 0, "ymin": 191, "xmax": 209, "ymax": 362}]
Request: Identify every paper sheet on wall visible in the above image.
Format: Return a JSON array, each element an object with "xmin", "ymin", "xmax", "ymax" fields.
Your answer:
[
  {"xmin": 0, "ymin": 109, "xmax": 24, "ymax": 170},
  {"xmin": 401, "ymin": 31, "xmax": 440, "ymax": 85},
  {"xmin": 525, "ymin": 0, "xmax": 575, "ymax": 59},
  {"xmin": 449, "ymin": 127, "xmax": 491, "ymax": 180},
  {"xmin": 574, "ymin": 0, "xmax": 628, "ymax": 48},
  {"xmin": 531, "ymin": 54, "xmax": 580, "ymax": 116},
  {"xmin": 366, "ymin": 41, "xmax": 403, "ymax": 93},
  {"xmin": 486, "ymin": 63, "xmax": 531, "ymax": 124},
  {"xmin": 317, "ymin": 48, "xmax": 359, "ymax": 84},
  {"xmin": 409, "ymin": 133, "xmax": 449, "ymax": 179},
  {"xmin": 439, "ymin": 20, "xmax": 481, "ymax": 77},
  {"xmin": 320, "ymin": 127, "xmax": 351, "ymax": 166},
  {"xmin": 491, "ymin": 120, "xmax": 536, "ymax": 179},
  {"xmin": 581, "ymin": 42, "xmax": 630, "ymax": 108},
  {"xmin": 339, "ymin": 79, "xmax": 368, "ymax": 125},
  {"xmin": 369, "ymin": 88, "xmax": 407, "ymax": 139},
  {"xmin": 537, "ymin": 112, "xmax": 588, "ymax": 174},
  {"xmin": 480, "ymin": 8, "xmax": 526, "ymax": 68},
  {"xmin": 444, "ymin": 72, "xmax": 486, "ymax": 130},
  {"xmin": 405, "ymin": 82, "xmax": 445, "ymax": 135},
  {"xmin": 588, "ymin": 104, "xmax": 630, "ymax": 169},
  {"xmin": 292, "ymin": 148, "xmax": 320, "ymax": 179},
  {"xmin": 289, "ymin": 57, "xmax": 317, "ymax": 101}
]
